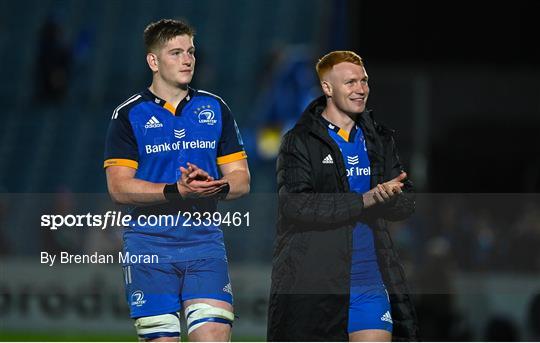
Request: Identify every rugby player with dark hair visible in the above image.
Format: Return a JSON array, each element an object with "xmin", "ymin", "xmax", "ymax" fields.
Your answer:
[{"xmin": 104, "ymin": 19, "xmax": 249, "ymax": 341}]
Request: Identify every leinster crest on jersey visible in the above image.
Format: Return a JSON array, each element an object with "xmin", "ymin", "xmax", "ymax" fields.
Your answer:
[{"xmin": 195, "ymin": 105, "xmax": 217, "ymax": 125}]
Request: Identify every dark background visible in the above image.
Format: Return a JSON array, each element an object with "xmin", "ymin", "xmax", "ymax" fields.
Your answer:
[{"xmin": 347, "ymin": 1, "xmax": 540, "ymax": 193}]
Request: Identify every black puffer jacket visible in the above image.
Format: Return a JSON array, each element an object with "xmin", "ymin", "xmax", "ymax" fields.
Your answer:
[{"xmin": 267, "ymin": 96, "xmax": 419, "ymax": 341}]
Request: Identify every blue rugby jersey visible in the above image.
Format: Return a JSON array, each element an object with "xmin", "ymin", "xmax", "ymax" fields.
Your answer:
[
  {"xmin": 323, "ymin": 118, "xmax": 384, "ymax": 287},
  {"xmin": 104, "ymin": 87, "xmax": 247, "ymax": 262}
]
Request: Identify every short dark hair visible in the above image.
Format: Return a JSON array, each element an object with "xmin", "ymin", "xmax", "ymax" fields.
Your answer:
[{"xmin": 143, "ymin": 19, "xmax": 195, "ymax": 53}]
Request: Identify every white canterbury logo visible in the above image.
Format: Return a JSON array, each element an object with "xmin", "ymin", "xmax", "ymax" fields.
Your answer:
[
  {"xmin": 322, "ymin": 154, "xmax": 334, "ymax": 164},
  {"xmin": 347, "ymin": 155, "xmax": 359, "ymax": 165},
  {"xmin": 144, "ymin": 116, "xmax": 163, "ymax": 129},
  {"xmin": 174, "ymin": 128, "xmax": 186, "ymax": 139},
  {"xmin": 381, "ymin": 310, "xmax": 393, "ymax": 324}
]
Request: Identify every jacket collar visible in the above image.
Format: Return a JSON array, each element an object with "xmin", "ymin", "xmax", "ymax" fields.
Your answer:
[
  {"xmin": 298, "ymin": 96, "xmax": 376, "ymax": 138},
  {"xmin": 297, "ymin": 96, "xmax": 327, "ymax": 135}
]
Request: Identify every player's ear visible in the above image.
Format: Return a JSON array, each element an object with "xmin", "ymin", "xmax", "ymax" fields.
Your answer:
[
  {"xmin": 321, "ymin": 80, "xmax": 332, "ymax": 97},
  {"xmin": 147, "ymin": 53, "xmax": 159, "ymax": 72}
]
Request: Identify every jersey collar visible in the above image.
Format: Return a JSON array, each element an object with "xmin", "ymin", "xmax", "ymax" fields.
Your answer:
[
  {"xmin": 320, "ymin": 116, "xmax": 358, "ymax": 143},
  {"xmin": 144, "ymin": 87, "xmax": 195, "ymax": 116}
]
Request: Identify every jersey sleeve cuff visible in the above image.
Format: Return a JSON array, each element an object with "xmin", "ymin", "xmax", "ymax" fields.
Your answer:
[
  {"xmin": 103, "ymin": 158, "xmax": 139, "ymax": 169},
  {"xmin": 216, "ymin": 151, "xmax": 247, "ymax": 165}
]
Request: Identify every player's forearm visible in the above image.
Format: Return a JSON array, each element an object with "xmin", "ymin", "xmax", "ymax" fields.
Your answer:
[
  {"xmin": 379, "ymin": 192, "xmax": 416, "ymax": 221},
  {"xmin": 107, "ymin": 177, "xmax": 168, "ymax": 206},
  {"xmin": 221, "ymin": 169, "xmax": 250, "ymax": 200},
  {"xmin": 280, "ymin": 192, "xmax": 365, "ymax": 226}
]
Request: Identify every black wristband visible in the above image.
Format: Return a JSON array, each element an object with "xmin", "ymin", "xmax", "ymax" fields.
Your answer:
[
  {"xmin": 216, "ymin": 183, "xmax": 230, "ymax": 200},
  {"xmin": 163, "ymin": 183, "xmax": 182, "ymax": 202}
]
